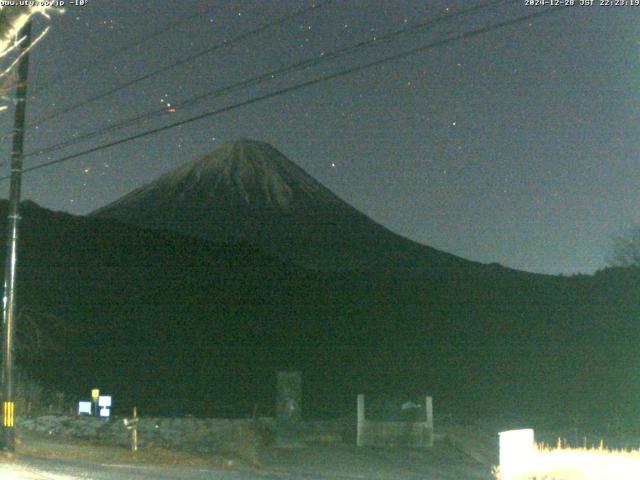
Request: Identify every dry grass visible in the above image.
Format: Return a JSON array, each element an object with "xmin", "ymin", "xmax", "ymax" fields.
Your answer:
[
  {"xmin": 16, "ymin": 432, "xmax": 234, "ymax": 469},
  {"xmin": 493, "ymin": 441, "xmax": 640, "ymax": 480}
]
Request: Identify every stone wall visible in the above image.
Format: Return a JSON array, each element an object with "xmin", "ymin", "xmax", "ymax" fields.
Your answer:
[
  {"xmin": 18, "ymin": 415, "xmax": 274, "ymax": 464},
  {"xmin": 17, "ymin": 414, "xmax": 349, "ymax": 463}
]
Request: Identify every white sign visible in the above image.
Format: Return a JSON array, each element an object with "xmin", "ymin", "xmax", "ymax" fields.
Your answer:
[
  {"xmin": 78, "ymin": 401, "xmax": 92, "ymax": 415},
  {"xmin": 99, "ymin": 407, "xmax": 110, "ymax": 418},
  {"xmin": 499, "ymin": 429, "xmax": 535, "ymax": 480},
  {"xmin": 98, "ymin": 395, "xmax": 112, "ymax": 407}
]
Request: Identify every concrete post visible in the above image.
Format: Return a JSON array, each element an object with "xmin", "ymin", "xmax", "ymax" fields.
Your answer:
[
  {"xmin": 357, "ymin": 394, "xmax": 365, "ymax": 447},
  {"xmin": 276, "ymin": 371, "xmax": 302, "ymax": 423},
  {"xmin": 425, "ymin": 396, "xmax": 433, "ymax": 429},
  {"xmin": 276, "ymin": 371, "xmax": 302, "ymax": 447}
]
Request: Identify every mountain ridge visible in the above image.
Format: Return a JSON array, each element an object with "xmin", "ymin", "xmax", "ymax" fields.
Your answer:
[
  {"xmin": 96, "ymin": 139, "xmax": 345, "ymax": 213},
  {"xmin": 92, "ymin": 139, "xmax": 501, "ymax": 275},
  {"xmin": 0, "ymin": 200, "xmax": 636, "ymax": 419}
]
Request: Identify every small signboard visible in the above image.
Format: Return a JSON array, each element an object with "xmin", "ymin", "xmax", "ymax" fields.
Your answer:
[
  {"xmin": 98, "ymin": 396, "xmax": 112, "ymax": 407},
  {"xmin": 91, "ymin": 389, "xmax": 100, "ymax": 400},
  {"xmin": 99, "ymin": 406, "xmax": 110, "ymax": 418},
  {"xmin": 78, "ymin": 401, "xmax": 92, "ymax": 415}
]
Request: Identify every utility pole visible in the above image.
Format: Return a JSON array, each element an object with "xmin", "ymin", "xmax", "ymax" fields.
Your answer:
[{"xmin": 1, "ymin": 20, "xmax": 32, "ymax": 453}]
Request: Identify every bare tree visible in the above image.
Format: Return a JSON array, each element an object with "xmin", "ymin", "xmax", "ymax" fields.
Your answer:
[
  {"xmin": 607, "ymin": 226, "xmax": 640, "ymax": 268},
  {"xmin": 16, "ymin": 306, "xmax": 74, "ymax": 357}
]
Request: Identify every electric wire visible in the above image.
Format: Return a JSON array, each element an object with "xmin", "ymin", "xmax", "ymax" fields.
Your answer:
[
  {"xmin": 25, "ymin": 0, "xmax": 514, "ymax": 159},
  {"xmin": 0, "ymin": 5, "xmax": 570, "ymax": 182},
  {"xmin": 26, "ymin": 0, "xmax": 331, "ymax": 129},
  {"xmin": 30, "ymin": 2, "xmax": 222, "ymax": 96}
]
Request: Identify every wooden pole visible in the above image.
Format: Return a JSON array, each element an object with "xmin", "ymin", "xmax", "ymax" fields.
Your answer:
[{"xmin": 132, "ymin": 406, "xmax": 137, "ymax": 452}]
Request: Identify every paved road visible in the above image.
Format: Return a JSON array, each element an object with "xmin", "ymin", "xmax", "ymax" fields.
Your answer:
[
  {"xmin": 0, "ymin": 452, "xmax": 493, "ymax": 480},
  {"xmin": 3, "ymin": 432, "xmax": 494, "ymax": 479},
  {"xmin": 0, "ymin": 456, "xmax": 414, "ymax": 480},
  {"xmin": 0, "ymin": 456, "xmax": 298, "ymax": 480},
  {"xmin": 4, "ymin": 458, "xmax": 379, "ymax": 480}
]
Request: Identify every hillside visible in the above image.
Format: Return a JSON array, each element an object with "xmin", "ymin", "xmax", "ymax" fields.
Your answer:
[
  {"xmin": 92, "ymin": 139, "xmax": 486, "ymax": 275},
  {"xmin": 0, "ymin": 201, "xmax": 637, "ymax": 420}
]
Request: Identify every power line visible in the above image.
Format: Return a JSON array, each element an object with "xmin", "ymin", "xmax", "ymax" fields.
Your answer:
[
  {"xmin": 12, "ymin": 5, "xmax": 569, "ymax": 178},
  {"xmin": 30, "ymin": 2, "xmax": 222, "ymax": 96},
  {"xmin": 25, "ymin": 0, "xmax": 514, "ymax": 160},
  {"xmin": 1, "ymin": 5, "xmax": 570, "ymax": 182},
  {"xmin": 26, "ymin": 0, "xmax": 331, "ymax": 129}
]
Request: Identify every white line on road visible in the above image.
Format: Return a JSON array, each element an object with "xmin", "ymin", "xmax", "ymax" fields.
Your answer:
[
  {"xmin": 99, "ymin": 464, "xmax": 154, "ymax": 469},
  {"xmin": 0, "ymin": 463, "xmax": 83, "ymax": 480}
]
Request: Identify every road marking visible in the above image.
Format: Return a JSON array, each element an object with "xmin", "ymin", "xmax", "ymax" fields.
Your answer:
[
  {"xmin": 0, "ymin": 464, "xmax": 82, "ymax": 480},
  {"xmin": 100, "ymin": 463, "xmax": 154, "ymax": 469}
]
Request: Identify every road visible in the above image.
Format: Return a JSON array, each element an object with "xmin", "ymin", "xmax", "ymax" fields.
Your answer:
[
  {"xmin": 0, "ymin": 456, "xmax": 310, "ymax": 480},
  {"xmin": 0, "ymin": 456, "xmax": 449, "ymax": 480},
  {"xmin": 2, "ymin": 429, "xmax": 494, "ymax": 479},
  {"xmin": 0, "ymin": 447, "xmax": 493, "ymax": 480}
]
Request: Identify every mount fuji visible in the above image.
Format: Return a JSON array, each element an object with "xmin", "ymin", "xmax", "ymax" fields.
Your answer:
[{"xmin": 93, "ymin": 139, "xmax": 489, "ymax": 275}]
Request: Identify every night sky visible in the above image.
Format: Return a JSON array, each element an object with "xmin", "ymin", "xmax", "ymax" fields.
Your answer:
[{"xmin": 0, "ymin": 0, "xmax": 637, "ymax": 275}]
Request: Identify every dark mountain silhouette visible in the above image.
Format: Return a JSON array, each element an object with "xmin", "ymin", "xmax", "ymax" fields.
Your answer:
[
  {"xmin": 0, "ymin": 141, "xmax": 633, "ymax": 421},
  {"xmin": 92, "ymin": 139, "xmax": 486, "ymax": 274},
  {"xmin": 2, "ymin": 200, "xmax": 638, "ymax": 421}
]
